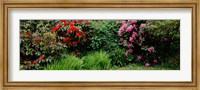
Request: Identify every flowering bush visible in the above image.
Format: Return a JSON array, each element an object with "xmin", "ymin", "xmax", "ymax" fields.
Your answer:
[
  {"xmin": 144, "ymin": 20, "xmax": 180, "ymax": 57},
  {"xmin": 117, "ymin": 20, "xmax": 156, "ymax": 66},
  {"xmin": 20, "ymin": 20, "xmax": 64, "ymax": 70},
  {"xmin": 20, "ymin": 20, "xmax": 93, "ymax": 69},
  {"xmin": 117, "ymin": 20, "xmax": 180, "ymax": 66},
  {"xmin": 51, "ymin": 20, "xmax": 93, "ymax": 56}
]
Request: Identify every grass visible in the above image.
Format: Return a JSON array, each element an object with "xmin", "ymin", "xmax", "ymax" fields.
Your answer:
[
  {"xmin": 45, "ymin": 54, "xmax": 83, "ymax": 70},
  {"xmin": 111, "ymin": 63, "xmax": 173, "ymax": 70},
  {"xmin": 82, "ymin": 51, "xmax": 111, "ymax": 70},
  {"xmin": 45, "ymin": 51, "xmax": 111, "ymax": 70},
  {"xmin": 44, "ymin": 51, "xmax": 179, "ymax": 70},
  {"xmin": 112, "ymin": 53, "xmax": 180, "ymax": 70}
]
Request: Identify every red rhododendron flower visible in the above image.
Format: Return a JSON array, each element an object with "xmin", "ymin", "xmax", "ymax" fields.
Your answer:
[
  {"xmin": 72, "ymin": 41, "xmax": 76, "ymax": 45},
  {"xmin": 60, "ymin": 20, "xmax": 67, "ymax": 26},
  {"xmin": 60, "ymin": 20, "xmax": 66, "ymax": 22},
  {"xmin": 33, "ymin": 60, "xmax": 37, "ymax": 64},
  {"xmin": 85, "ymin": 20, "xmax": 89, "ymax": 24},
  {"xmin": 63, "ymin": 37, "xmax": 70, "ymax": 42},
  {"xmin": 57, "ymin": 24, "xmax": 62, "ymax": 28},
  {"xmin": 68, "ymin": 42, "xmax": 72, "ymax": 46},
  {"xmin": 67, "ymin": 29, "xmax": 71, "ymax": 33},
  {"xmin": 68, "ymin": 21, "xmax": 72, "ymax": 25},
  {"xmin": 82, "ymin": 33, "xmax": 86, "ymax": 38},
  {"xmin": 69, "ymin": 26, "xmax": 75, "ymax": 30},
  {"xmin": 51, "ymin": 26, "xmax": 58, "ymax": 31},
  {"xmin": 63, "ymin": 38, "xmax": 67, "ymax": 42},
  {"xmin": 39, "ymin": 56, "xmax": 44, "ymax": 60},
  {"xmin": 75, "ymin": 32, "xmax": 80, "ymax": 37},
  {"xmin": 73, "ymin": 20, "xmax": 77, "ymax": 23},
  {"xmin": 74, "ymin": 27, "xmax": 79, "ymax": 31},
  {"xmin": 69, "ymin": 22, "xmax": 74, "ymax": 27},
  {"xmin": 26, "ymin": 31, "xmax": 30, "ymax": 36},
  {"xmin": 35, "ymin": 37, "xmax": 39, "ymax": 41},
  {"xmin": 78, "ymin": 20, "xmax": 83, "ymax": 23}
]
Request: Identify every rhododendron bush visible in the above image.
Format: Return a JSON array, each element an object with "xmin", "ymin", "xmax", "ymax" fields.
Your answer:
[
  {"xmin": 20, "ymin": 20, "xmax": 92, "ymax": 69},
  {"xmin": 20, "ymin": 19, "xmax": 180, "ymax": 70},
  {"xmin": 117, "ymin": 20, "xmax": 180, "ymax": 66}
]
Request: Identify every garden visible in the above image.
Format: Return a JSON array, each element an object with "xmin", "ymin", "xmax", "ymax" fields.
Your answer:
[{"xmin": 20, "ymin": 19, "xmax": 180, "ymax": 70}]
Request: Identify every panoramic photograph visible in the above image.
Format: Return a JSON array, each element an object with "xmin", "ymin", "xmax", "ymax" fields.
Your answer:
[{"xmin": 20, "ymin": 20, "xmax": 180, "ymax": 70}]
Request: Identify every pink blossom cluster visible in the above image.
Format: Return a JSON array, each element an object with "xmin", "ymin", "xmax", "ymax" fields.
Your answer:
[
  {"xmin": 137, "ymin": 55, "xmax": 142, "ymax": 60},
  {"xmin": 117, "ymin": 20, "xmax": 158, "ymax": 67},
  {"xmin": 117, "ymin": 20, "xmax": 137, "ymax": 36},
  {"xmin": 140, "ymin": 23, "xmax": 146, "ymax": 28},
  {"xmin": 148, "ymin": 46, "xmax": 154, "ymax": 53}
]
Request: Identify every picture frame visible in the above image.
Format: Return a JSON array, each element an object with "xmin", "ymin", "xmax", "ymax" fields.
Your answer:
[{"xmin": 0, "ymin": 0, "xmax": 199, "ymax": 90}]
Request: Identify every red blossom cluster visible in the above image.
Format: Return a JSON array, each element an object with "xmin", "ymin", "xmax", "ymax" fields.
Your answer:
[{"xmin": 22, "ymin": 20, "xmax": 90, "ymax": 66}]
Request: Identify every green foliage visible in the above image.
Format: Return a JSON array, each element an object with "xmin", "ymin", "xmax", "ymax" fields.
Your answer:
[
  {"xmin": 90, "ymin": 20, "xmax": 122, "ymax": 51},
  {"xmin": 45, "ymin": 54, "xmax": 83, "ymax": 70},
  {"xmin": 109, "ymin": 48, "xmax": 127, "ymax": 67},
  {"xmin": 145, "ymin": 20, "xmax": 180, "ymax": 57},
  {"xmin": 82, "ymin": 51, "xmax": 111, "ymax": 70}
]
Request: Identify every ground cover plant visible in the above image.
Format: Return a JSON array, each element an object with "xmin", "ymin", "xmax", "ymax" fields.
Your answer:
[{"xmin": 20, "ymin": 20, "xmax": 180, "ymax": 70}]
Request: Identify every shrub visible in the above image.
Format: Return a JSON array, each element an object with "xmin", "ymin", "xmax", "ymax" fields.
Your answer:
[
  {"xmin": 45, "ymin": 54, "xmax": 83, "ymax": 70},
  {"xmin": 117, "ymin": 20, "xmax": 180, "ymax": 66},
  {"xmin": 20, "ymin": 20, "xmax": 93, "ymax": 70},
  {"xmin": 52, "ymin": 20, "xmax": 93, "ymax": 56},
  {"xmin": 20, "ymin": 20, "xmax": 64, "ymax": 70},
  {"xmin": 82, "ymin": 51, "xmax": 111, "ymax": 70},
  {"xmin": 144, "ymin": 20, "xmax": 180, "ymax": 57},
  {"xmin": 109, "ymin": 48, "xmax": 127, "ymax": 67},
  {"xmin": 90, "ymin": 20, "xmax": 122, "ymax": 51}
]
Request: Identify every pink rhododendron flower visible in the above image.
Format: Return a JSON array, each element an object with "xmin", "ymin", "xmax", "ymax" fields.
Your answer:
[
  {"xmin": 148, "ymin": 47, "xmax": 154, "ymax": 53},
  {"xmin": 122, "ymin": 20, "xmax": 126, "ymax": 24},
  {"xmin": 131, "ymin": 19, "xmax": 137, "ymax": 23},
  {"xmin": 140, "ymin": 30, "xmax": 145, "ymax": 34},
  {"xmin": 145, "ymin": 63, "xmax": 150, "ymax": 67},
  {"xmin": 119, "ymin": 26, "xmax": 124, "ymax": 31},
  {"xmin": 127, "ymin": 43, "xmax": 133, "ymax": 48},
  {"xmin": 122, "ymin": 23, "xmax": 128, "ymax": 28},
  {"xmin": 132, "ymin": 31, "xmax": 137, "ymax": 36},
  {"xmin": 129, "ymin": 37, "xmax": 134, "ymax": 42},
  {"xmin": 128, "ymin": 49, "xmax": 133, "ymax": 53},
  {"xmin": 140, "ymin": 23, "xmax": 146, "ymax": 28},
  {"xmin": 137, "ymin": 55, "xmax": 142, "ymax": 60},
  {"xmin": 118, "ymin": 31, "xmax": 122, "ymax": 36},
  {"xmin": 126, "ymin": 25, "xmax": 133, "ymax": 32},
  {"xmin": 131, "ymin": 32, "xmax": 137, "ymax": 39},
  {"xmin": 153, "ymin": 59, "xmax": 157, "ymax": 63},
  {"xmin": 125, "ymin": 51, "xmax": 129, "ymax": 57},
  {"xmin": 128, "ymin": 19, "xmax": 137, "ymax": 23},
  {"xmin": 120, "ymin": 38, "xmax": 124, "ymax": 42},
  {"xmin": 139, "ymin": 36, "xmax": 143, "ymax": 41},
  {"xmin": 116, "ymin": 21, "xmax": 119, "ymax": 25},
  {"xmin": 123, "ymin": 40, "xmax": 127, "ymax": 44}
]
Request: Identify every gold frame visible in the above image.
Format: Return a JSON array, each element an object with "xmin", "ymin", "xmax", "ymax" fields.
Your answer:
[{"xmin": 0, "ymin": 0, "xmax": 199, "ymax": 90}]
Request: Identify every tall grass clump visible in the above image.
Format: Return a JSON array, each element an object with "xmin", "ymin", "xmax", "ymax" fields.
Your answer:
[
  {"xmin": 45, "ymin": 54, "xmax": 83, "ymax": 70},
  {"xmin": 83, "ymin": 51, "xmax": 111, "ymax": 70}
]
